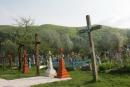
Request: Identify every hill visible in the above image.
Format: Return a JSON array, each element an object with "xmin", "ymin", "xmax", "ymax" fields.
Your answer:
[{"xmin": 0, "ymin": 24, "xmax": 129, "ymax": 55}]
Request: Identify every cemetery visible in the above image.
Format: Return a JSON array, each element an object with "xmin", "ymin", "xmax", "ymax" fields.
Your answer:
[{"xmin": 1, "ymin": 14, "xmax": 130, "ymax": 87}]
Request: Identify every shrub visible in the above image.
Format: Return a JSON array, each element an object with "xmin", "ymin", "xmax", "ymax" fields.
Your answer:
[
  {"xmin": 99, "ymin": 62, "xmax": 116, "ymax": 71},
  {"xmin": 109, "ymin": 65, "xmax": 130, "ymax": 74}
]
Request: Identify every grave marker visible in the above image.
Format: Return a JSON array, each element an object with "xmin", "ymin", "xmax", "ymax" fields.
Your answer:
[
  {"xmin": 79, "ymin": 15, "xmax": 102, "ymax": 81},
  {"xmin": 35, "ymin": 33, "xmax": 40, "ymax": 76},
  {"xmin": 45, "ymin": 51, "xmax": 57, "ymax": 77}
]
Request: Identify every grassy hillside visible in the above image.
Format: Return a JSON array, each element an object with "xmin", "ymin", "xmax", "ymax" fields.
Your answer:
[
  {"xmin": 0, "ymin": 24, "xmax": 127, "ymax": 37},
  {"xmin": 0, "ymin": 24, "xmax": 129, "ymax": 55},
  {"xmin": 0, "ymin": 24, "xmax": 128, "ymax": 41}
]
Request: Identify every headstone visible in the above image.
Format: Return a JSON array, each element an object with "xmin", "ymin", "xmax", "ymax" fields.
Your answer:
[
  {"xmin": 57, "ymin": 48, "xmax": 69, "ymax": 78},
  {"xmin": 23, "ymin": 49, "xmax": 29, "ymax": 74},
  {"xmin": 15, "ymin": 57, "xmax": 19, "ymax": 67},
  {"xmin": 8, "ymin": 55, "xmax": 12, "ymax": 66},
  {"xmin": 96, "ymin": 55, "xmax": 101, "ymax": 65},
  {"xmin": 45, "ymin": 51, "xmax": 57, "ymax": 77},
  {"xmin": 57, "ymin": 57, "xmax": 70, "ymax": 78},
  {"xmin": 28, "ymin": 57, "xmax": 32, "ymax": 68},
  {"xmin": 32, "ymin": 54, "xmax": 35, "ymax": 64}
]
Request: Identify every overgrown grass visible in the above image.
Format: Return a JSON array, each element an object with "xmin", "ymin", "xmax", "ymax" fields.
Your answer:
[
  {"xmin": 32, "ymin": 70, "xmax": 130, "ymax": 87},
  {"xmin": 0, "ymin": 67, "xmax": 45, "ymax": 80}
]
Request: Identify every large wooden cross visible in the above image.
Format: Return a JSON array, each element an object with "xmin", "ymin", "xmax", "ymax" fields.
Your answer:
[{"xmin": 80, "ymin": 15, "xmax": 102, "ymax": 81}]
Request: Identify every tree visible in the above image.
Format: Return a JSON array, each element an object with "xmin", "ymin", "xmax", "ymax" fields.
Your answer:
[
  {"xmin": 95, "ymin": 30, "xmax": 126, "ymax": 64},
  {"xmin": 1, "ymin": 40, "xmax": 17, "ymax": 69},
  {"xmin": 14, "ymin": 17, "xmax": 34, "ymax": 71},
  {"xmin": 40, "ymin": 28, "xmax": 74, "ymax": 54}
]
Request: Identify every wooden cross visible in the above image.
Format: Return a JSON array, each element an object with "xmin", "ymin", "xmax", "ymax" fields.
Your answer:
[
  {"xmin": 80, "ymin": 15, "xmax": 102, "ymax": 81},
  {"xmin": 35, "ymin": 33, "xmax": 41, "ymax": 76}
]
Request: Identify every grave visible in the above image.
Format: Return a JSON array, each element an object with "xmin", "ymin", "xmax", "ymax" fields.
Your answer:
[
  {"xmin": 45, "ymin": 51, "xmax": 57, "ymax": 77},
  {"xmin": 23, "ymin": 48, "xmax": 29, "ymax": 74},
  {"xmin": 57, "ymin": 48, "xmax": 70, "ymax": 78}
]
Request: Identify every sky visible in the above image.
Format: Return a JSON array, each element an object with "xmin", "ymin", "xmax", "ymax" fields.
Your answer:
[{"xmin": 0, "ymin": 0, "xmax": 130, "ymax": 28}]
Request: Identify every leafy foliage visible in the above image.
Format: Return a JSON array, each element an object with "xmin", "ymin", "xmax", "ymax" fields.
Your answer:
[{"xmin": 0, "ymin": 24, "xmax": 129, "ymax": 65}]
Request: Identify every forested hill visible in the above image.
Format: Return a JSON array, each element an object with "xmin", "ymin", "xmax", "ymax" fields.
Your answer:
[
  {"xmin": 0, "ymin": 24, "xmax": 129, "ymax": 55},
  {"xmin": 0, "ymin": 24, "xmax": 128, "ymax": 40}
]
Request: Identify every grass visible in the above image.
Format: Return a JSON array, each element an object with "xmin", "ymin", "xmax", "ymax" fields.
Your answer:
[
  {"xmin": 32, "ymin": 70, "xmax": 130, "ymax": 87},
  {"xmin": 0, "ymin": 66, "xmax": 45, "ymax": 80},
  {"xmin": 1, "ymin": 67, "xmax": 130, "ymax": 87}
]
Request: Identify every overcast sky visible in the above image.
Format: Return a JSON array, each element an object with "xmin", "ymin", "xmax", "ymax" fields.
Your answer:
[{"xmin": 0, "ymin": 0, "xmax": 130, "ymax": 28}]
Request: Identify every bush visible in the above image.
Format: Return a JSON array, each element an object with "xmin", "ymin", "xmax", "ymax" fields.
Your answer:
[
  {"xmin": 109, "ymin": 65, "xmax": 130, "ymax": 74},
  {"xmin": 99, "ymin": 62, "xmax": 116, "ymax": 71}
]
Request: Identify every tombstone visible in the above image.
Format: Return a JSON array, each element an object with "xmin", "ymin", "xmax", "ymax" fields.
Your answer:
[
  {"xmin": 23, "ymin": 49, "xmax": 29, "ymax": 74},
  {"xmin": 32, "ymin": 54, "xmax": 35, "ymax": 65},
  {"xmin": 96, "ymin": 55, "xmax": 101, "ymax": 65},
  {"xmin": 7, "ymin": 50, "xmax": 13, "ymax": 68},
  {"xmin": 28, "ymin": 57, "xmax": 32, "ymax": 68},
  {"xmin": 45, "ymin": 51, "xmax": 57, "ymax": 77},
  {"xmin": 41, "ymin": 54, "xmax": 44, "ymax": 64},
  {"xmin": 15, "ymin": 56, "xmax": 19, "ymax": 67},
  {"xmin": 57, "ymin": 48, "xmax": 69, "ymax": 78},
  {"xmin": 57, "ymin": 56, "xmax": 70, "ymax": 78}
]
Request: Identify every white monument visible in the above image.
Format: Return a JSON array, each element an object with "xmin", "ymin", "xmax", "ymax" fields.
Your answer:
[{"xmin": 45, "ymin": 51, "xmax": 57, "ymax": 77}]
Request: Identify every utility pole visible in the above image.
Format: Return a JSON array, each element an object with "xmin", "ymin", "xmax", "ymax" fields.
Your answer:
[
  {"xmin": 35, "ymin": 33, "xmax": 40, "ymax": 76},
  {"xmin": 79, "ymin": 15, "xmax": 102, "ymax": 81}
]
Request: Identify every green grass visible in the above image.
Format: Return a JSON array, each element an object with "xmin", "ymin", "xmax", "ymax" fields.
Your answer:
[
  {"xmin": 0, "ymin": 67, "xmax": 45, "ymax": 80},
  {"xmin": 1, "ymin": 67, "xmax": 130, "ymax": 87},
  {"xmin": 32, "ymin": 70, "xmax": 130, "ymax": 87}
]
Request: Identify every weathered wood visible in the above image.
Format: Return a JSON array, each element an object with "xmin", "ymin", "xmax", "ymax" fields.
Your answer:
[
  {"xmin": 8, "ymin": 50, "xmax": 13, "ymax": 68},
  {"xmin": 18, "ymin": 45, "xmax": 22, "ymax": 71},
  {"xmin": 0, "ymin": 40, "xmax": 2, "ymax": 64},
  {"xmin": 35, "ymin": 33, "xmax": 40, "ymax": 76},
  {"xmin": 18, "ymin": 43, "xmax": 24, "ymax": 71},
  {"xmin": 86, "ymin": 15, "xmax": 98, "ymax": 81},
  {"xmin": 79, "ymin": 25, "xmax": 102, "ymax": 33},
  {"xmin": 79, "ymin": 15, "xmax": 101, "ymax": 81},
  {"xmin": 23, "ymin": 48, "xmax": 29, "ymax": 74}
]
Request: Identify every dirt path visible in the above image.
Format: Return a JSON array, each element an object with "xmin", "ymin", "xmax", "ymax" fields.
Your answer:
[{"xmin": 0, "ymin": 76, "xmax": 71, "ymax": 87}]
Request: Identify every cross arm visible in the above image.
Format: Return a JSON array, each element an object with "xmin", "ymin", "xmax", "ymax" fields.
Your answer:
[
  {"xmin": 91, "ymin": 25, "xmax": 102, "ymax": 31},
  {"xmin": 79, "ymin": 25, "xmax": 102, "ymax": 33}
]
